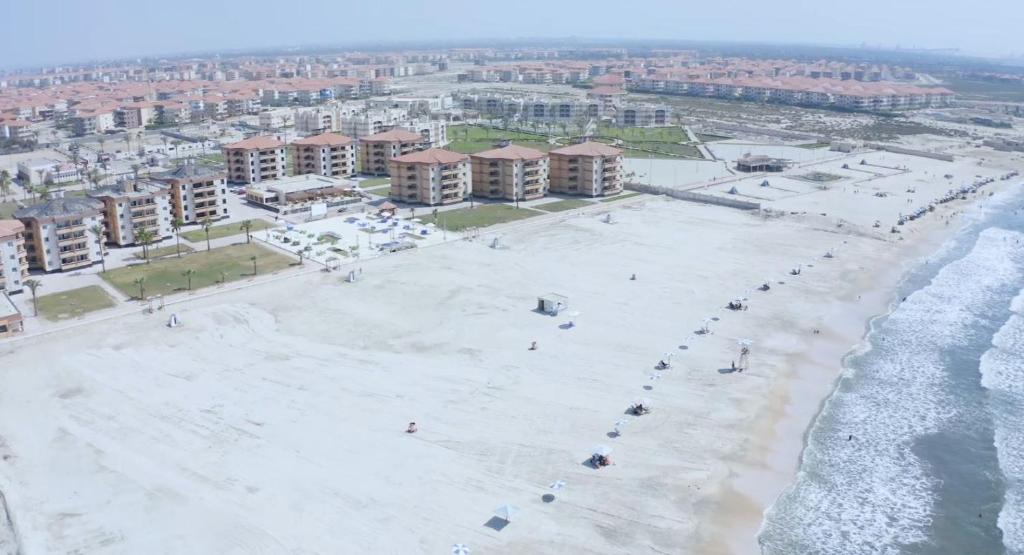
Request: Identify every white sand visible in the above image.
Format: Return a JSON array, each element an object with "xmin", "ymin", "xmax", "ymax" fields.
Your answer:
[{"xmin": 0, "ymin": 152, "xmax": 1018, "ymax": 554}]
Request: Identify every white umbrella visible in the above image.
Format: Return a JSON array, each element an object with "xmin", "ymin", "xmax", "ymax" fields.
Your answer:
[
  {"xmin": 592, "ymin": 445, "xmax": 613, "ymax": 457},
  {"xmin": 452, "ymin": 544, "xmax": 471, "ymax": 555},
  {"xmin": 493, "ymin": 504, "xmax": 520, "ymax": 522},
  {"xmin": 549, "ymin": 480, "xmax": 566, "ymax": 491},
  {"xmin": 635, "ymin": 397, "xmax": 652, "ymax": 408}
]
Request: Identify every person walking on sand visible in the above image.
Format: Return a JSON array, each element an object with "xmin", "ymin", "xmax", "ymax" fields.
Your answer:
[{"xmin": 529, "ymin": 341, "xmax": 537, "ymax": 351}]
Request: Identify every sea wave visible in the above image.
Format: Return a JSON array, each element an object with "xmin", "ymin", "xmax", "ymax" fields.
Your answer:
[
  {"xmin": 981, "ymin": 290, "xmax": 1024, "ymax": 555},
  {"xmin": 760, "ymin": 227, "xmax": 1024, "ymax": 555}
]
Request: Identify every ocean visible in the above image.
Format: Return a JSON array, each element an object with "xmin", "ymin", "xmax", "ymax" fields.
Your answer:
[{"xmin": 759, "ymin": 185, "xmax": 1024, "ymax": 555}]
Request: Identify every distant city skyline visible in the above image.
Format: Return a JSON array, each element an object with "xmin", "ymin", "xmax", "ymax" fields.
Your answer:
[{"xmin": 3, "ymin": 0, "xmax": 1022, "ymax": 69}]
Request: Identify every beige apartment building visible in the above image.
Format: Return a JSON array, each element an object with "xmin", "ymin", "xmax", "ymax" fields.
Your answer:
[
  {"xmin": 549, "ymin": 141, "xmax": 624, "ymax": 197},
  {"xmin": 153, "ymin": 163, "xmax": 230, "ymax": 224},
  {"xmin": 469, "ymin": 144, "xmax": 548, "ymax": 201},
  {"xmin": 292, "ymin": 133, "xmax": 357, "ymax": 178},
  {"xmin": 388, "ymin": 148, "xmax": 470, "ymax": 205},
  {"xmin": 0, "ymin": 220, "xmax": 29, "ymax": 294},
  {"xmin": 360, "ymin": 128, "xmax": 425, "ymax": 176},
  {"xmin": 15, "ymin": 193, "xmax": 105, "ymax": 272},
  {"xmin": 224, "ymin": 136, "xmax": 288, "ymax": 184},
  {"xmin": 88, "ymin": 182, "xmax": 173, "ymax": 246}
]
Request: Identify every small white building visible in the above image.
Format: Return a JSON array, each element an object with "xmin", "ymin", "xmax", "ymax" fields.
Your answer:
[{"xmin": 17, "ymin": 158, "xmax": 81, "ymax": 186}]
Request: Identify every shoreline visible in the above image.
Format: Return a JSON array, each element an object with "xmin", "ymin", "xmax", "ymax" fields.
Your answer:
[{"xmin": 696, "ymin": 190, "xmax": 1004, "ymax": 554}]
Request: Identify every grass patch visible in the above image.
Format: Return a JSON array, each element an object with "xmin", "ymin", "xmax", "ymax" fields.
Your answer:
[
  {"xmin": 621, "ymin": 143, "xmax": 703, "ymax": 159},
  {"xmin": 599, "ymin": 192, "xmax": 644, "ymax": 203},
  {"xmin": 447, "ymin": 140, "xmax": 553, "ymax": 154},
  {"xmin": 795, "ymin": 142, "xmax": 831, "ymax": 149},
  {"xmin": 448, "ymin": 124, "xmax": 548, "ymax": 143},
  {"xmin": 359, "ymin": 177, "xmax": 390, "ymax": 187},
  {"xmin": 196, "ymin": 153, "xmax": 225, "ymax": 167},
  {"xmin": 35, "ymin": 285, "xmax": 116, "ymax": 321},
  {"xmin": 135, "ymin": 244, "xmax": 195, "ymax": 259},
  {"xmin": 696, "ymin": 133, "xmax": 731, "ymax": 142},
  {"xmin": 420, "ymin": 204, "xmax": 542, "ymax": 231},
  {"xmin": 102, "ymin": 243, "xmax": 294, "ymax": 299},
  {"xmin": 364, "ymin": 185, "xmax": 392, "ymax": 195},
  {"xmin": 180, "ymin": 219, "xmax": 274, "ymax": 243},
  {"xmin": 0, "ymin": 201, "xmax": 18, "ymax": 219},
  {"xmin": 596, "ymin": 125, "xmax": 687, "ymax": 143},
  {"xmin": 534, "ymin": 199, "xmax": 594, "ymax": 212}
]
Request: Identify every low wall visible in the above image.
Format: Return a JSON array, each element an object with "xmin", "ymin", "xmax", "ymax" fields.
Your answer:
[
  {"xmin": 866, "ymin": 144, "xmax": 954, "ymax": 162},
  {"xmin": 626, "ymin": 183, "xmax": 761, "ymax": 210}
]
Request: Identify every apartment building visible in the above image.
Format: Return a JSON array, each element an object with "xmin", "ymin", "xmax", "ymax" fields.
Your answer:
[
  {"xmin": 14, "ymin": 193, "xmax": 105, "ymax": 272},
  {"xmin": 469, "ymin": 144, "xmax": 548, "ymax": 201},
  {"xmin": 224, "ymin": 135, "xmax": 288, "ymax": 184},
  {"xmin": 292, "ymin": 133, "xmax": 357, "ymax": 178},
  {"xmin": 613, "ymin": 105, "xmax": 672, "ymax": 127},
  {"xmin": 359, "ymin": 128, "xmax": 425, "ymax": 176},
  {"xmin": 388, "ymin": 148, "xmax": 470, "ymax": 205},
  {"xmin": 115, "ymin": 102, "xmax": 156, "ymax": 128},
  {"xmin": 153, "ymin": 163, "xmax": 230, "ymax": 223},
  {"xmin": 88, "ymin": 181, "xmax": 173, "ymax": 246},
  {"xmin": 70, "ymin": 109, "xmax": 116, "ymax": 136},
  {"xmin": 549, "ymin": 141, "xmax": 624, "ymax": 197},
  {"xmin": 0, "ymin": 220, "xmax": 29, "ymax": 293}
]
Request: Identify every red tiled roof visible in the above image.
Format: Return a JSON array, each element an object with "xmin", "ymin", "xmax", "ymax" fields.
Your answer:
[
  {"xmin": 224, "ymin": 135, "xmax": 285, "ymax": 150},
  {"xmin": 0, "ymin": 219, "xmax": 25, "ymax": 238},
  {"xmin": 391, "ymin": 148, "xmax": 468, "ymax": 165},
  {"xmin": 470, "ymin": 144, "xmax": 546, "ymax": 161}
]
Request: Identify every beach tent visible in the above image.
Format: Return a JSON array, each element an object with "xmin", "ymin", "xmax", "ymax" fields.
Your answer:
[
  {"xmin": 493, "ymin": 504, "xmax": 520, "ymax": 522},
  {"xmin": 452, "ymin": 544, "xmax": 471, "ymax": 555},
  {"xmin": 537, "ymin": 293, "xmax": 569, "ymax": 315}
]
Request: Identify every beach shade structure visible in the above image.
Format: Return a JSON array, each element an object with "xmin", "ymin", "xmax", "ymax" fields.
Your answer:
[
  {"xmin": 549, "ymin": 480, "xmax": 567, "ymax": 491},
  {"xmin": 592, "ymin": 445, "xmax": 613, "ymax": 457},
  {"xmin": 493, "ymin": 504, "xmax": 520, "ymax": 522},
  {"xmin": 167, "ymin": 313, "xmax": 181, "ymax": 328},
  {"xmin": 537, "ymin": 293, "xmax": 569, "ymax": 315},
  {"xmin": 452, "ymin": 544, "xmax": 471, "ymax": 555}
]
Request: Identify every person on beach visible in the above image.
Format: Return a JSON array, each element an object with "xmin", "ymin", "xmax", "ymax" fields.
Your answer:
[
  {"xmin": 406, "ymin": 422, "xmax": 417, "ymax": 434},
  {"xmin": 529, "ymin": 341, "xmax": 537, "ymax": 351},
  {"xmin": 630, "ymin": 273, "xmax": 637, "ymax": 281}
]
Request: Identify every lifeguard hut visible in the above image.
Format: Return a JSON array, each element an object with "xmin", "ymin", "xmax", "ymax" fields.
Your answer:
[{"xmin": 537, "ymin": 293, "xmax": 569, "ymax": 316}]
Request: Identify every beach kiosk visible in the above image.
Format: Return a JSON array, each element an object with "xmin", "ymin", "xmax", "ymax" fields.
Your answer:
[{"xmin": 537, "ymin": 293, "xmax": 569, "ymax": 315}]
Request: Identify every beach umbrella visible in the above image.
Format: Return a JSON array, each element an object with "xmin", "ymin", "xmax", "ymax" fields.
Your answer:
[
  {"xmin": 452, "ymin": 544, "xmax": 471, "ymax": 555},
  {"xmin": 592, "ymin": 445, "xmax": 613, "ymax": 457},
  {"xmin": 493, "ymin": 504, "xmax": 520, "ymax": 522},
  {"xmin": 549, "ymin": 480, "xmax": 566, "ymax": 491}
]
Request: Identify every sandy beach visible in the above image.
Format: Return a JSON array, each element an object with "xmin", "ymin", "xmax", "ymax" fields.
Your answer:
[{"xmin": 0, "ymin": 149, "xmax": 1017, "ymax": 554}]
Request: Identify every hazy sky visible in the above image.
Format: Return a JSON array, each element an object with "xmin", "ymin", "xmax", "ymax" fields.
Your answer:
[{"xmin": 3, "ymin": 0, "xmax": 1021, "ymax": 68}]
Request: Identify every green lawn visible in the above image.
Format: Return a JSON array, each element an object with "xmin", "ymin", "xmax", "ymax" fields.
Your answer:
[
  {"xmin": 796, "ymin": 142, "xmax": 831, "ymax": 149},
  {"xmin": 101, "ymin": 243, "xmax": 294, "ymax": 299},
  {"xmin": 534, "ymin": 198, "xmax": 594, "ymax": 212},
  {"xmin": 599, "ymin": 191, "xmax": 645, "ymax": 203},
  {"xmin": 364, "ymin": 185, "xmax": 392, "ymax": 195},
  {"xmin": 447, "ymin": 140, "xmax": 553, "ymax": 155},
  {"xmin": 359, "ymin": 177, "xmax": 390, "ymax": 187},
  {"xmin": 196, "ymin": 153, "xmax": 225, "ymax": 167},
  {"xmin": 0, "ymin": 201, "xmax": 18, "ymax": 219},
  {"xmin": 448, "ymin": 124, "xmax": 549, "ymax": 143},
  {"xmin": 622, "ymin": 143, "xmax": 703, "ymax": 159},
  {"xmin": 420, "ymin": 204, "xmax": 542, "ymax": 231},
  {"xmin": 596, "ymin": 125, "xmax": 687, "ymax": 143},
  {"xmin": 135, "ymin": 244, "xmax": 195, "ymax": 260},
  {"xmin": 34, "ymin": 285, "xmax": 116, "ymax": 321},
  {"xmin": 696, "ymin": 133, "xmax": 732, "ymax": 142},
  {"xmin": 180, "ymin": 219, "xmax": 275, "ymax": 243}
]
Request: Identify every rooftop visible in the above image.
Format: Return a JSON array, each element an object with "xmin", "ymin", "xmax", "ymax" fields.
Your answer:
[
  {"xmin": 224, "ymin": 135, "xmax": 286, "ymax": 150},
  {"xmin": 471, "ymin": 144, "xmax": 547, "ymax": 161},
  {"xmin": 0, "ymin": 219, "xmax": 25, "ymax": 238},
  {"xmin": 14, "ymin": 194, "xmax": 104, "ymax": 219},
  {"xmin": 391, "ymin": 148, "xmax": 469, "ymax": 165},
  {"xmin": 0, "ymin": 291, "xmax": 20, "ymax": 320},
  {"xmin": 249, "ymin": 173, "xmax": 355, "ymax": 195},
  {"xmin": 155, "ymin": 162, "xmax": 225, "ymax": 181}
]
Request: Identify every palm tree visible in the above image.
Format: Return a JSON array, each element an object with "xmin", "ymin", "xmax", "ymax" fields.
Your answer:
[
  {"xmin": 34, "ymin": 169, "xmax": 46, "ymax": 196},
  {"xmin": 182, "ymin": 268, "xmax": 196, "ymax": 291},
  {"xmin": 133, "ymin": 276, "xmax": 146, "ymax": 300},
  {"xmin": 0, "ymin": 169, "xmax": 10, "ymax": 200},
  {"xmin": 87, "ymin": 168, "xmax": 103, "ymax": 189},
  {"xmin": 24, "ymin": 279, "xmax": 41, "ymax": 316},
  {"xmin": 89, "ymin": 224, "xmax": 107, "ymax": 272},
  {"xmin": 239, "ymin": 219, "xmax": 253, "ymax": 244},
  {"xmin": 201, "ymin": 217, "xmax": 213, "ymax": 251},
  {"xmin": 170, "ymin": 217, "xmax": 184, "ymax": 257},
  {"xmin": 250, "ymin": 255, "xmax": 257, "ymax": 275},
  {"xmin": 135, "ymin": 227, "xmax": 155, "ymax": 263}
]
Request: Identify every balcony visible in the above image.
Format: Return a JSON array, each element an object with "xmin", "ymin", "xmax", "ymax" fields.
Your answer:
[
  {"xmin": 131, "ymin": 211, "xmax": 157, "ymax": 222},
  {"xmin": 56, "ymin": 221, "xmax": 85, "ymax": 231}
]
